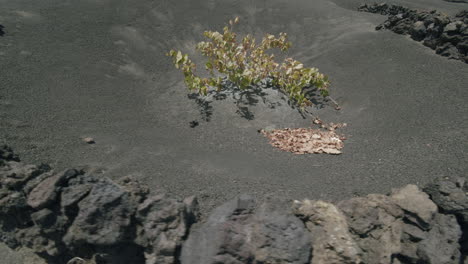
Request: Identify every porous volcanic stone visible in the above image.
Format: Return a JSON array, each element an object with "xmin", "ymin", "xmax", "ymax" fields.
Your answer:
[
  {"xmin": 359, "ymin": 3, "xmax": 468, "ymax": 63},
  {"xmin": 1, "ymin": 145, "xmax": 466, "ymax": 264},
  {"xmin": 293, "ymin": 199, "xmax": 362, "ymax": 264},
  {"xmin": 181, "ymin": 195, "xmax": 311, "ymax": 264}
]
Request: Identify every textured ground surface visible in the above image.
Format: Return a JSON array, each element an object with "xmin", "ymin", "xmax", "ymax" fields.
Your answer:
[
  {"xmin": 1, "ymin": 146, "xmax": 466, "ymax": 264},
  {"xmin": 0, "ymin": 0, "xmax": 467, "ymax": 261}
]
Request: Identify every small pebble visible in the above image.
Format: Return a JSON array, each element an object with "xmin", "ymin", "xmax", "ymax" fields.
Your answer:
[{"xmin": 83, "ymin": 137, "xmax": 95, "ymax": 144}]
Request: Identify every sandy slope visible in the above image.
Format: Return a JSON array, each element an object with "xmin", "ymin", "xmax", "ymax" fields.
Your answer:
[{"xmin": 0, "ymin": 0, "xmax": 467, "ymax": 261}]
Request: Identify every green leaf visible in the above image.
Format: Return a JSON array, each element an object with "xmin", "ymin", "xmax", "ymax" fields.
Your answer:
[
  {"xmin": 169, "ymin": 18, "xmax": 330, "ymax": 110},
  {"xmin": 167, "ymin": 50, "xmax": 176, "ymax": 57},
  {"xmin": 208, "ymin": 78, "xmax": 216, "ymax": 86},
  {"xmin": 320, "ymin": 89, "xmax": 329, "ymax": 97},
  {"xmin": 205, "ymin": 61, "xmax": 213, "ymax": 70}
]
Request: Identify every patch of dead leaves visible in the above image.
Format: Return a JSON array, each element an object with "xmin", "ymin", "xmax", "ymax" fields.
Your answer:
[{"xmin": 261, "ymin": 120, "xmax": 347, "ymax": 155}]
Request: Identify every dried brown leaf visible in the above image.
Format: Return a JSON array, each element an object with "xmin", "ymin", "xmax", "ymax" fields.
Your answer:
[{"xmin": 261, "ymin": 127, "xmax": 345, "ymax": 155}]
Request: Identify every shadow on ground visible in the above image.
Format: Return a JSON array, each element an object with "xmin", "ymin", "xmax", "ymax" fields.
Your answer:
[{"xmin": 186, "ymin": 78, "xmax": 329, "ymax": 122}]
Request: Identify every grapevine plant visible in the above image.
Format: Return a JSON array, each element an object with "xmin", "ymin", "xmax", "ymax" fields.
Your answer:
[{"xmin": 167, "ymin": 17, "xmax": 330, "ymax": 108}]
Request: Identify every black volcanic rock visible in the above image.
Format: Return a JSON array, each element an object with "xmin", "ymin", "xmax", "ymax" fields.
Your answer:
[
  {"xmin": 135, "ymin": 194, "xmax": 198, "ymax": 264},
  {"xmin": 181, "ymin": 195, "xmax": 311, "ymax": 264},
  {"xmin": 293, "ymin": 199, "xmax": 363, "ymax": 264},
  {"xmin": 1, "ymin": 146, "xmax": 466, "ymax": 264},
  {"xmin": 338, "ymin": 194, "xmax": 404, "ymax": 264},
  {"xmin": 62, "ymin": 178, "xmax": 136, "ymax": 247},
  {"xmin": 424, "ymin": 176, "xmax": 468, "ymax": 223},
  {"xmin": 0, "ymin": 145, "xmax": 19, "ymax": 162},
  {"xmin": 292, "ymin": 184, "xmax": 463, "ymax": 264},
  {"xmin": 392, "ymin": 185, "xmax": 461, "ymax": 264},
  {"xmin": 357, "ymin": 3, "xmax": 408, "ymax": 16},
  {"xmin": 359, "ymin": 3, "xmax": 468, "ymax": 63},
  {"xmin": 424, "ymin": 176, "xmax": 468, "ymax": 260},
  {"xmin": 295, "ymin": 188, "xmax": 462, "ymax": 264},
  {"xmin": 0, "ymin": 147, "xmax": 198, "ymax": 264},
  {"xmin": 416, "ymin": 213, "xmax": 461, "ymax": 264},
  {"xmin": 410, "ymin": 21, "xmax": 427, "ymax": 41},
  {"xmin": 444, "ymin": 0, "xmax": 468, "ymax": 3}
]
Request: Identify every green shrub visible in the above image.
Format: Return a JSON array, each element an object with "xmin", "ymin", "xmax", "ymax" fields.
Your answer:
[{"xmin": 167, "ymin": 17, "xmax": 329, "ymax": 108}]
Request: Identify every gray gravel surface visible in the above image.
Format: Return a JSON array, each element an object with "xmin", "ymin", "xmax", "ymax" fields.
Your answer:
[{"xmin": 0, "ymin": 0, "xmax": 467, "ymax": 261}]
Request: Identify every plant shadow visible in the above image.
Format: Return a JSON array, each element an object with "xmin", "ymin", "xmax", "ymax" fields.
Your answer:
[
  {"xmin": 187, "ymin": 78, "xmax": 328, "ymax": 122},
  {"xmin": 0, "ymin": 25, "xmax": 5, "ymax": 36}
]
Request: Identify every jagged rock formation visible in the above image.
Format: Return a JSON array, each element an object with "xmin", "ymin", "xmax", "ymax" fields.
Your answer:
[
  {"xmin": 424, "ymin": 176, "xmax": 468, "ymax": 263},
  {"xmin": 292, "ymin": 200, "xmax": 362, "ymax": 264},
  {"xmin": 0, "ymin": 145, "xmax": 467, "ymax": 264},
  {"xmin": 181, "ymin": 195, "xmax": 311, "ymax": 263},
  {"xmin": 358, "ymin": 3, "xmax": 468, "ymax": 63},
  {"xmin": 0, "ymin": 145, "xmax": 197, "ymax": 264},
  {"xmin": 293, "ymin": 185, "xmax": 463, "ymax": 264},
  {"xmin": 444, "ymin": 0, "xmax": 468, "ymax": 3}
]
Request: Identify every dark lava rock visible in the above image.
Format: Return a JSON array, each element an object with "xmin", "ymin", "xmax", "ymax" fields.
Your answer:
[
  {"xmin": 333, "ymin": 185, "xmax": 461, "ymax": 264},
  {"xmin": 0, "ymin": 146, "xmax": 198, "ymax": 264},
  {"xmin": 424, "ymin": 176, "xmax": 468, "ymax": 258},
  {"xmin": 392, "ymin": 185, "xmax": 462, "ymax": 264},
  {"xmin": 358, "ymin": 3, "xmax": 408, "ymax": 16},
  {"xmin": 391, "ymin": 184, "xmax": 438, "ymax": 229},
  {"xmin": 1, "ymin": 146, "xmax": 466, "ymax": 264},
  {"xmin": 31, "ymin": 208, "xmax": 55, "ymax": 229},
  {"xmin": 135, "ymin": 194, "xmax": 198, "ymax": 264},
  {"xmin": 62, "ymin": 178, "xmax": 136, "ymax": 247},
  {"xmin": 0, "ymin": 145, "xmax": 19, "ymax": 162},
  {"xmin": 416, "ymin": 213, "xmax": 461, "ymax": 264},
  {"xmin": 359, "ymin": 3, "xmax": 468, "ymax": 63},
  {"xmin": 424, "ymin": 176, "xmax": 468, "ymax": 223},
  {"xmin": 181, "ymin": 195, "xmax": 311, "ymax": 264},
  {"xmin": 436, "ymin": 42, "xmax": 461, "ymax": 59},
  {"xmin": 293, "ymin": 199, "xmax": 362, "ymax": 264},
  {"xmin": 338, "ymin": 194, "xmax": 403, "ymax": 264},
  {"xmin": 27, "ymin": 169, "xmax": 79, "ymax": 209},
  {"xmin": 444, "ymin": 0, "xmax": 468, "ymax": 3},
  {"xmin": 410, "ymin": 21, "xmax": 427, "ymax": 41}
]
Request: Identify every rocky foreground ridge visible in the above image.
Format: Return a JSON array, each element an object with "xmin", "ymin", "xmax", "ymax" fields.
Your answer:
[
  {"xmin": 358, "ymin": 3, "xmax": 468, "ymax": 63},
  {"xmin": 0, "ymin": 145, "xmax": 467, "ymax": 264}
]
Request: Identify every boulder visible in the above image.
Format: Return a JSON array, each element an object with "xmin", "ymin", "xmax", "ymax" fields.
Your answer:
[
  {"xmin": 394, "ymin": 184, "xmax": 462, "ymax": 263},
  {"xmin": 436, "ymin": 43, "xmax": 461, "ymax": 59},
  {"xmin": 293, "ymin": 199, "xmax": 362, "ymax": 264},
  {"xmin": 0, "ymin": 147, "xmax": 198, "ymax": 264},
  {"xmin": 410, "ymin": 21, "xmax": 427, "ymax": 41},
  {"xmin": 135, "ymin": 193, "xmax": 198, "ymax": 264},
  {"xmin": 424, "ymin": 176, "xmax": 468, "ymax": 257},
  {"xmin": 416, "ymin": 213, "xmax": 461, "ymax": 264},
  {"xmin": 424, "ymin": 176, "xmax": 468, "ymax": 223},
  {"xmin": 62, "ymin": 178, "xmax": 136, "ymax": 247},
  {"xmin": 181, "ymin": 195, "xmax": 311, "ymax": 264},
  {"xmin": 445, "ymin": 21, "xmax": 462, "ymax": 33},
  {"xmin": 0, "ymin": 146, "xmax": 466, "ymax": 264},
  {"xmin": 0, "ymin": 161, "xmax": 45, "ymax": 190},
  {"xmin": 390, "ymin": 184, "xmax": 437, "ymax": 229},
  {"xmin": 27, "ymin": 169, "xmax": 79, "ymax": 209},
  {"xmin": 338, "ymin": 194, "xmax": 403, "ymax": 264}
]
